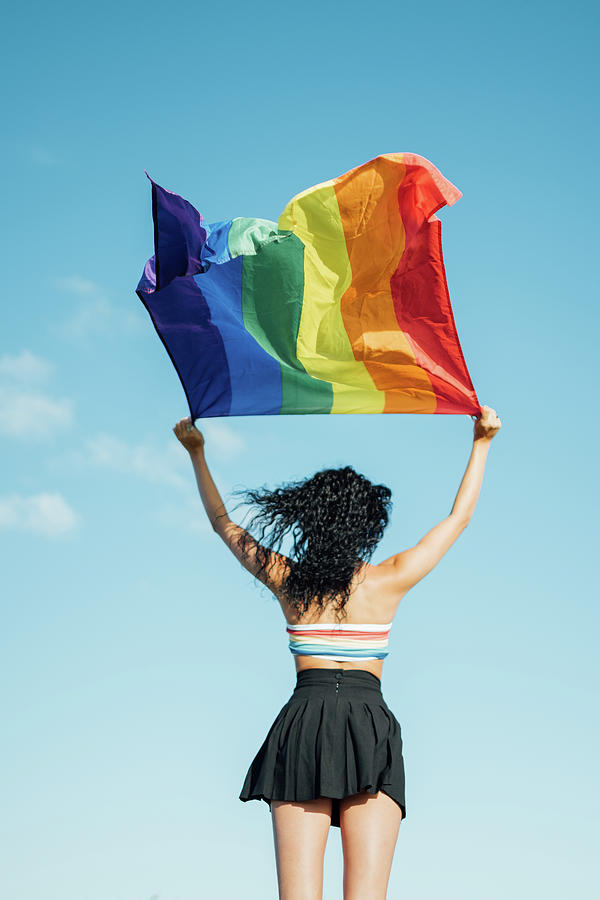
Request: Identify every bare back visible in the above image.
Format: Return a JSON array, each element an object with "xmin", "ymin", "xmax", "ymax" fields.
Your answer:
[{"xmin": 277, "ymin": 560, "xmax": 407, "ymax": 680}]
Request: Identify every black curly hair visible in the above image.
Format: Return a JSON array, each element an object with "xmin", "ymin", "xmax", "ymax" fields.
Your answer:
[{"xmin": 232, "ymin": 465, "xmax": 392, "ymax": 622}]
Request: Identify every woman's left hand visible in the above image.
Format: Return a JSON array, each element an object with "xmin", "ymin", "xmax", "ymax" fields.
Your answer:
[{"xmin": 173, "ymin": 416, "xmax": 205, "ymax": 453}]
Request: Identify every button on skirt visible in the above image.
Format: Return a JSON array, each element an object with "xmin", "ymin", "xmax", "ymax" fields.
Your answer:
[{"xmin": 239, "ymin": 668, "xmax": 406, "ymax": 827}]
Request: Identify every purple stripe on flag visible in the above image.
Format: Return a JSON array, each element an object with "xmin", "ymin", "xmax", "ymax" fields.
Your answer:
[
  {"xmin": 137, "ymin": 263, "xmax": 232, "ymax": 418},
  {"xmin": 148, "ymin": 175, "xmax": 208, "ymax": 290}
]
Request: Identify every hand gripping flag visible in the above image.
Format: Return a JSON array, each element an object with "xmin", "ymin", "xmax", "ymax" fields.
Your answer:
[{"xmin": 136, "ymin": 153, "xmax": 480, "ymax": 419}]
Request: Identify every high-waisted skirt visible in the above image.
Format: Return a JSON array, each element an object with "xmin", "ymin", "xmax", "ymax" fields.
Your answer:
[{"xmin": 239, "ymin": 668, "xmax": 406, "ymax": 828}]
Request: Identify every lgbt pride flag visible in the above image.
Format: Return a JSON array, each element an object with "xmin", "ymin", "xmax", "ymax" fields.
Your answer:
[{"xmin": 136, "ymin": 153, "xmax": 480, "ymax": 419}]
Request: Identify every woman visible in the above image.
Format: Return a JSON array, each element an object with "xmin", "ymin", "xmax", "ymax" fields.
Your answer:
[{"xmin": 173, "ymin": 406, "xmax": 501, "ymax": 900}]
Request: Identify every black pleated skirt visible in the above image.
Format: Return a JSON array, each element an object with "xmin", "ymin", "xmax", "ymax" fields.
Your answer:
[{"xmin": 239, "ymin": 668, "xmax": 406, "ymax": 828}]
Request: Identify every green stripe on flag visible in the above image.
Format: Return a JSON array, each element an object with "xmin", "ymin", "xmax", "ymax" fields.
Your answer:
[{"xmin": 228, "ymin": 219, "xmax": 333, "ymax": 414}]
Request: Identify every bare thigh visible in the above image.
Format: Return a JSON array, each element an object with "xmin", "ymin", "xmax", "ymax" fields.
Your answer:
[
  {"xmin": 271, "ymin": 798, "xmax": 332, "ymax": 900},
  {"xmin": 339, "ymin": 790, "xmax": 403, "ymax": 900}
]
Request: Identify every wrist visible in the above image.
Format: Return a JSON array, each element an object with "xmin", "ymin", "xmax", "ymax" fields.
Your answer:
[{"xmin": 189, "ymin": 445, "xmax": 206, "ymax": 461}]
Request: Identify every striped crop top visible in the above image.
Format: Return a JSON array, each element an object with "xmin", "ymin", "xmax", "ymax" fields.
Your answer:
[{"xmin": 287, "ymin": 621, "xmax": 393, "ymax": 662}]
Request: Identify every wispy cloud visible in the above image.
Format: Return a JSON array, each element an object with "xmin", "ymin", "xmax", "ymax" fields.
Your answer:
[
  {"xmin": 73, "ymin": 432, "xmax": 212, "ymax": 533},
  {"xmin": 55, "ymin": 275, "xmax": 97, "ymax": 295},
  {"xmin": 67, "ymin": 427, "xmax": 244, "ymax": 532},
  {"xmin": 0, "ymin": 492, "xmax": 80, "ymax": 537},
  {"xmin": 0, "ymin": 349, "xmax": 53, "ymax": 383},
  {"xmin": 76, "ymin": 433, "xmax": 190, "ymax": 491},
  {"xmin": 0, "ymin": 350, "xmax": 73, "ymax": 438},
  {"xmin": 74, "ymin": 424, "xmax": 245, "ymax": 486},
  {"xmin": 54, "ymin": 275, "xmax": 143, "ymax": 339},
  {"xmin": 199, "ymin": 420, "xmax": 246, "ymax": 458},
  {"xmin": 57, "ymin": 294, "xmax": 127, "ymax": 340},
  {"xmin": 0, "ymin": 388, "xmax": 72, "ymax": 437}
]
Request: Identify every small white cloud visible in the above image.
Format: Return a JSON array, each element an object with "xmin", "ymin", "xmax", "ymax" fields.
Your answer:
[
  {"xmin": 0, "ymin": 350, "xmax": 53, "ymax": 383},
  {"xmin": 82, "ymin": 433, "xmax": 189, "ymax": 490},
  {"xmin": 0, "ymin": 492, "xmax": 80, "ymax": 537},
  {"xmin": 196, "ymin": 420, "xmax": 246, "ymax": 457},
  {"xmin": 0, "ymin": 349, "xmax": 72, "ymax": 438},
  {"xmin": 54, "ymin": 276, "xmax": 143, "ymax": 339},
  {"xmin": 70, "ymin": 431, "xmax": 226, "ymax": 533},
  {"xmin": 55, "ymin": 275, "xmax": 98, "ymax": 295},
  {"xmin": 67, "ymin": 430, "xmax": 212, "ymax": 532},
  {"xmin": 0, "ymin": 386, "xmax": 73, "ymax": 437},
  {"xmin": 57, "ymin": 294, "xmax": 115, "ymax": 340}
]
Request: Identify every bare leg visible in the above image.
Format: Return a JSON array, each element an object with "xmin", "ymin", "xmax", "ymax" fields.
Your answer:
[
  {"xmin": 339, "ymin": 790, "xmax": 403, "ymax": 900},
  {"xmin": 271, "ymin": 797, "xmax": 332, "ymax": 900}
]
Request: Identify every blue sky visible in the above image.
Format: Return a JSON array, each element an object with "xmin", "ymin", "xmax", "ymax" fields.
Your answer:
[{"xmin": 1, "ymin": 0, "xmax": 598, "ymax": 897}]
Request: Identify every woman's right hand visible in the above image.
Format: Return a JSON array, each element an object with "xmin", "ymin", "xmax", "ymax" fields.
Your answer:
[
  {"xmin": 473, "ymin": 405, "xmax": 502, "ymax": 442},
  {"xmin": 173, "ymin": 416, "xmax": 206, "ymax": 454}
]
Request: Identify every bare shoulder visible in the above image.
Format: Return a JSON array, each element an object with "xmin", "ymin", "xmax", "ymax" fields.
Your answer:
[
  {"xmin": 360, "ymin": 559, "xmax": 409, "ymax": 619},
  {"xmin": 373, "ymin": 513, "xmax": 468, "ymax": 595}
]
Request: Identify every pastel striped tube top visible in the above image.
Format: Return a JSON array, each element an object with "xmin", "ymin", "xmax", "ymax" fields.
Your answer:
[{"xmin": 287, "ymin": 621, "xmax": 393, "ymax": 661}]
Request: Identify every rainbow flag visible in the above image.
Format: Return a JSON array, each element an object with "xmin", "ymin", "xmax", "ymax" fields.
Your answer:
[{"xmin": 136, "ymin": 153, "xmax": 480, "ymax": 418}]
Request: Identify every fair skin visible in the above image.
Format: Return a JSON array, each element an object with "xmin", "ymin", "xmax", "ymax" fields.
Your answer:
[{"xmin": 173, "ymin": 406, "xmax": 501, "ymax": 900}]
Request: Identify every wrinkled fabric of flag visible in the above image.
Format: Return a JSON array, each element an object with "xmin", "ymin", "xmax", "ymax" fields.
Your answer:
[{"xmin": 136, "ymin": 153, "xmax": 480, "ymax": 419}]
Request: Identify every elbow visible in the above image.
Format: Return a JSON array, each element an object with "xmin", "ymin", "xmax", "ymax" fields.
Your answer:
[
  {"xmin": 452, "ymin": 513, "xmax": 471, "ymax": 532},
  {"xmin": 211, "ymin": 513, "xmax": 231, "ymax": 537}
]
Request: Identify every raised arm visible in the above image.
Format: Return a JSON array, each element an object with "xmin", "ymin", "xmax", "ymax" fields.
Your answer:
[
  {"xmin": 380, "ymin": 405, "xmax": 501, "ymax": 594},
  {"xmin": 172, "ymin": 417, "xmax": 289, "ymax": 592}
]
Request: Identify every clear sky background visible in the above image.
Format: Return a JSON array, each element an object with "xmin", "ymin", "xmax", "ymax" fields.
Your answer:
[{"xmin": 1, "ymin": 1, "xmax": 598, "ymax": 897}]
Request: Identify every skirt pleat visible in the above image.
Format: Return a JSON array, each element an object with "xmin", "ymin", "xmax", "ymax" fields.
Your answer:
[{"xmin": 239, "ymin": 669, "xmax": 406, "ymax": 828}]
